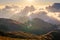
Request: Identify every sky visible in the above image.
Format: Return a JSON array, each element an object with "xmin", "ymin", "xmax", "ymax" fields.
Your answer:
[
  {"xmin": 0, "ymin": 0, "xmax": 54, "ymax": 9},
  {"xmin": 0, "ymin": 0, "xmax": 60, "ymax": 5},
  {"xmin": 0, "ymin": 0, "xmax": 59, "ymax": 7},
  {"xmin": 0, "ymin": 0, "xmax": 60, "ymax": 25},
  {"xmin": 0, "ymin": 0, "xmax": 60, "ymax": 3}
]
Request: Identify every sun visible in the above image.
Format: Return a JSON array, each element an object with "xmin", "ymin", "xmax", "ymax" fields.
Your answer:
[
  {"xmin": 27, "ymin": 0, "xmax": 33, "ymax": 2},
  {"xmin": 24, "ymin": 0, "xmax": 35, "ymax": 5},
  {"xmin": 27, "ymin": 0, "xmax": 33, "ymax": 1}
]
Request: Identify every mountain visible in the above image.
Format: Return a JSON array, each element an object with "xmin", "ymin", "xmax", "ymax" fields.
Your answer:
[
  {"xmin": 0, "ymin": 18, "xmax": 57, "ymax": 35},
  {"xmin": 0, "ymin": 18, "xmax": 59, "ymax": 40},
  {"xmin": 48, "ymin": 30, "xmax": 60, "ymax": 40},
  {"xmin": 25, "ymin": 18, "xmax": 57, "ymax": 35},
  {"xmin": 40, "ymin": 29, "xmax": 60, "ymax": 40},
  {"xmin": 0, "ymin": 29, "xmax": 60, "ymax": 40},
  {"xmin": 0, "ymin": 18, "xmax": 25, "ymax": 32},
  {"xmin": 0, "ymin": 18, "xmax": 40, "ymax": 39},
  {"xmin": 0, "ymin": 31, "xmax": 39, "ymax": 39}
]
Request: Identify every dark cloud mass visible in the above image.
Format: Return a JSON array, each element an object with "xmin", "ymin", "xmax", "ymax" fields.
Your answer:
[{"xmin": 46, "ymin": 3, "xmax": 60, "ymax": 12}]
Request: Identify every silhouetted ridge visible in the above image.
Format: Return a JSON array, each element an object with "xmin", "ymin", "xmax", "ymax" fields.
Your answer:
[{"xmin": 0, "ymin": 18, "xmax": 24, "ymax": 32}]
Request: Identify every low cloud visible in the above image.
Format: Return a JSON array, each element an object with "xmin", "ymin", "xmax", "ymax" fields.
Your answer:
[{"xmin": 29, "ymin": 11, "xmax": 60, "ymax": 25}]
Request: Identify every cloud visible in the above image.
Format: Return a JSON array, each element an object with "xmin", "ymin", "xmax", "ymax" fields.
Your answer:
[
  {"xmin": 11, "ymin": 5, "xmax": 35, "ymax": 23},
  {"xmin": 19, "ymin": 5, "xmax": 35, "ymax": 16},
  {"xmin": 29, "ymin": 10, "xmax": 60, "ymax": 25},
  {"xmin": 46, "ymin": 3, "xmax": 60, "ymax": 12},
  {"xmin": 30, "ymin": 11, "xmax": 48, "ymax": 20},
  {"xmin": 0, "ymin": 5, "xmax": 20, "ymax": 18},
  {"xmin": 29, "ymin": 11, "xmax": 52, "ymax": 22},
  {"xmin": 0, "ymin": 5, "xmax": 60, "ymax": 25}
]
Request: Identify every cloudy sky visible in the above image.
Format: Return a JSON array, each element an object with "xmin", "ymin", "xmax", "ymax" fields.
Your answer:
[
  {"xmin": 0, "ymin": 0, "xmax": 59, "ymax": 7},
  {"xmin": 0, "ymin": 0, "xmax": 60, "ymax": 3},
  {"xmin": 0, "ymin": 0, "xmax": 60, "ymax": 25},
  {"xmin": 0, "ymin": 0, "xmax": 60, "ymax": 9}
]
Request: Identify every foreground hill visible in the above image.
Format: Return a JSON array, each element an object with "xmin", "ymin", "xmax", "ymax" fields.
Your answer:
[
  {"xmin": 0, "ymin": 30, "xmax": 60, "ymax": 40},
  {"xmin": 0, "ymin": 18, "xmax": 59, "ymax": 40},
  {"xmin": 40, "ymin": 29, "xmax": 60, "ymax": 40}
]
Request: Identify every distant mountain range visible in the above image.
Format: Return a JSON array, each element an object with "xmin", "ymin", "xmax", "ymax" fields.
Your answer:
[{"xmin": 0, "ymin": 29, "xmax": 60, "ymax": 40}]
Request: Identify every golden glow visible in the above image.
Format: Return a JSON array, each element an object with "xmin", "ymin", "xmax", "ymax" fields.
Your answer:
[
  {"xmin": 27, "ymin": 12, "xmax": 31, "ymax": 16},
  {"xmin": 0, "ymin": 5, "xmax": 5, "ymax": 9},
  {"xmin": 0, "ymin": 2, "xmax": 53, "ymax": 9},
  {"xmin": 27, "ymin": 0, "xmax": 34, "ymax": 2},
  {"xmin": 10, "ymin": 9, "xmax": 15, "ymax": 11},
  {"xmin": 47, "ymin": 12, "xmax": 60, "ymax": 21},
  {"xmin": 0, "ymin": 2, "xmax": 60, "ymax": 21}
]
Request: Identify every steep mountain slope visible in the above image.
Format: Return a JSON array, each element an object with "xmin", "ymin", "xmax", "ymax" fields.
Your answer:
[
  {"xmin": 0, "ymin": 18, "xmax": 25, "ymax": 32},
  {"xmin": 0, "ymin": 30, "xmax": 60, "ymax": 40},
  {"xmin": 40, "ymin": 29, "xmax": 60, "ymax": 40},
  {"xmin": 0, "ymin": 31, "xmax": 39, "ymax": 39},
  {"xmin": 25, "ymin": 18, "xmax": 57, "ymax": 35}
]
